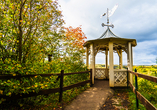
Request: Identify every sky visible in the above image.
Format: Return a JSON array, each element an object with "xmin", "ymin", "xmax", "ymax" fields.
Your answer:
[{"xmin": 58, "ymin": 0, "xmax": 157, "ymax": 65}]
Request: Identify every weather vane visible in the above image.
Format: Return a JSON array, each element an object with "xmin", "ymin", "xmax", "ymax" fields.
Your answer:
[{"xmin": 101, "ymin": 4, "xmax": 118, "ymax": 28}]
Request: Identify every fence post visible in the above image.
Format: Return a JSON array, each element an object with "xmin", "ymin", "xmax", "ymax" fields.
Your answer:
[
  {"xmin": 59, "ymin": 70, "xmax": 64, "ymax": 102},
  {"xmin": 135, "ymin": 68, "xmax": 139, "ymax": 109},
  {"xmin": 127, "ymin": 68, "xmax": 128, "ymax": 88},
  {"xmin": 90, "ymin": 69, "xmax": 93, "ymax": 87}
]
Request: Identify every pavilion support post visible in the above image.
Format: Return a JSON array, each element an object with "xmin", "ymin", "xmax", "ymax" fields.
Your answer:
[
  {"xmin": 90, "ymin": 43, "xmax": 95, "ymax": 84},
  {"xmin": 105, "ymin": 49, "xmax": 108, "ymax": 79},
  {"xmin": 131, "ymin": 47, "xmax": 133, "ymax": 69},
  {"xmin": 109, "ymin": 42, "xmax": 114, "ymax": 87},
  {"xmin": 119, "ymin": 49, "xmax": 123, "ymax": 69},
  {"xmin": 127, "ymin": 42, "xmax": 133, "ymax": 84},
  {"xmin": 86, "ymin": 47, "xmax": 89, "ymax": 69}
]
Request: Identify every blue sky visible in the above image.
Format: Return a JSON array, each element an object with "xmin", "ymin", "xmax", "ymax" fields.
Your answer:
[{"xmin": 58, "ymin": 0, "xmax": 157, "ymax": 65}]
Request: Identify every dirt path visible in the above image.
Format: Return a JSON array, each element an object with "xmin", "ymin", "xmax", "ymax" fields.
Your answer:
[
  {"xmin": 64, "ymin": 80, "xmax": 131, "ymax": 110},
  {"xmin": 64, "ymin": 80, "xmax": 114, "ymax": 110},
  {"xmin": 100, "ymin": 88, "xmax": 131, "ymax": 110}
]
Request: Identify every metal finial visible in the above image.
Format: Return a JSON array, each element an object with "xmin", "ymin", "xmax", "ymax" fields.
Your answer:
[
  {"xmin": 101, "ymin": 8, "xmax": 113, "ymax": 28},
  {"xmin": 107, "ymin": 8, "xmax": 109, "ymax": 24},
  {"xmin": 101, "ymin": 5, "xmax": 118, "ymax": 28}
]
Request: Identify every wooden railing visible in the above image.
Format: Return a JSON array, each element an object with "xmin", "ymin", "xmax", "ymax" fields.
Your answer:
[
  {"xmin": 114, "ymin": 69, "xmax": 127, "ymax": 87},
  {"xmin": 0, "ymin": 69, "xmax": 92, "ymax": 102},
  {"xmin": 128, "ymin": 69, "xmax": 157, "ymax": 110},
  {"xmin": 95, "ymin": 68, "xmax": 109, "ymax": 79}
]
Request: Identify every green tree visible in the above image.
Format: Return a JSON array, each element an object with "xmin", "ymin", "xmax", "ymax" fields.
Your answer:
[{"xmin": 0, "ymin": 0, "xmax": 64, "ymax": 63}]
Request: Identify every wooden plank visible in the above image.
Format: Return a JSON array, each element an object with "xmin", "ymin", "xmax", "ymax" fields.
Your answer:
[
  {"xmin": 114, "ymin": 69, "xmax": 127, "ymax": 72},
  {"xmin": 129, "ymin": 81, "xmax": 157, "ymax": 110},
  {"xmin": 63, "ymin": 80, "xmax": 90, "ymax": 91},
  {"xmin": 136, "ymin": 91, "xmax": 157, "ymax": 110},
  {"xmin": 0, "ymin": 88, "xmax": 60, "ymax": 101},
  {"xmin": 64, "ymin": 71, "xmax": 90, "ymax": 75},
  {"xmin": 0, "ymin": 71, "xmax": 90, "ymax": 79},
  {"xmin": 59, "ymin": 70, "xmax": 64, "ymax": 102},
  {"xmin": 129, "ymin": 81, "xmax": 136, "ymax": 94},
  {"xmin": 129, "ymin": 70, "xmax": 157, "ymax": 83},
  {"xmin": 0, "ymin": 73, "xmax": 60, "ymax": 79}
]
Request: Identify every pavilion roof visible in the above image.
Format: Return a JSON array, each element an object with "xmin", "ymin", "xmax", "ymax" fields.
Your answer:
[
  {"xmin": 83, "ymin": 27, "xmax": 137, "ymax": 47},
  {"xmin": 99, "ymin": 27, "xmax": 119, "ymax": 39}
]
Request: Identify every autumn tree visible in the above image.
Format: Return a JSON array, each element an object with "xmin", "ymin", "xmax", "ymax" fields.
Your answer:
[
  {"xmin": 63, "ymin": 26, "xmax": 87, "ymax": 65},
  {"xmin": 0, "ymin": 0, "xmax": 64, "ymax": 63}
]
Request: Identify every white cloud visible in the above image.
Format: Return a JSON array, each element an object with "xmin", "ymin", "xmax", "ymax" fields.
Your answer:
[
  {"xmin": 58, "ymin": 0, "xmax": 157, "ymax": 65},
  {"xmin": 134, "ymin": 40, "xmax": 157, "ymax": 65}
]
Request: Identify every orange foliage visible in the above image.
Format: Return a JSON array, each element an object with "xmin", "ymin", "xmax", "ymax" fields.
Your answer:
[{"xmin": 65, "ymin": 26, "xmax": 87, "ymax": 48}]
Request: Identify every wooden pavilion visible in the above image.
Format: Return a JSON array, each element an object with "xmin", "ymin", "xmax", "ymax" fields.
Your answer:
[{"xmin": 83, "ymin": 10, "xmax": 137, "ymax": 87}]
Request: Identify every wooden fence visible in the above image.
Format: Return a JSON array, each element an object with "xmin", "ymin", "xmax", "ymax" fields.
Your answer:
[
  {"xmin": 128, "ymin": 69, "xmax": 157, "ymax": 110},
  {"xmin": 0, "ymin": 69, "xmax": 92, "ymax": 102}
]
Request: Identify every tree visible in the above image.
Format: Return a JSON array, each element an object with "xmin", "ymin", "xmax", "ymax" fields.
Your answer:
[
  {"xmin": 63, "ymin": 26, "xmax": 87, "ymax": 64},
  {"xmin": 0, "ymin": 0, "xmax": 64, "ymax": 63}
]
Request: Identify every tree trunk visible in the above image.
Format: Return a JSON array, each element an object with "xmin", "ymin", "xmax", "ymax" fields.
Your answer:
[
  {"xmin": 18, "ymin": 0, "xmax": 23, "ymax": 63},
  {"xmin": 48, "ymin": 54, "xmax": 52, "ymax": 62}
]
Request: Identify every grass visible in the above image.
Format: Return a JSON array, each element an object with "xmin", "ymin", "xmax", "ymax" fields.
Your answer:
[
  {"xmin": 127, "ymin": 65, "xmax": 157, "ymax": 110},
  {"xmin": 128, "ymin": 88, "xmax": 146, "ymax": 110}
]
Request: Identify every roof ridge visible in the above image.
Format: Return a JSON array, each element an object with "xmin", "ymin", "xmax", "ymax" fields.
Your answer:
[{"xmin": 99, "ymin": 27, "xmax": 120, "ymax": 39}]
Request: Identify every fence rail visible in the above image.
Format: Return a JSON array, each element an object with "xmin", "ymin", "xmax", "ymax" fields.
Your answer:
[
  {"xmin": 128, "ymin": 70, "xmax": 157, "ymax": 83},
  {"xmin": 0, "ymin": 69, "xmax": 92, "ymax": 102},
  {"xmin": 128, "ymin": 69, "xmax": 157, "ymax": 110},
  {"xmin": 0, "ymin": 73, "xmax": 60, "ymax": 79},
  {"xmin": 129, "ymin": 81, "xmax": 156, "ymax": 110},
  {"xmin": 0, "ymin": 71, "xmax": 91, "ymax": 79}
]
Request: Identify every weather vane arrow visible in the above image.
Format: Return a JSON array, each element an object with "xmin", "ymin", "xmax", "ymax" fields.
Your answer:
[{"xmin": 101, "ymin": 4, "xmax": 118, "ymax": 28}]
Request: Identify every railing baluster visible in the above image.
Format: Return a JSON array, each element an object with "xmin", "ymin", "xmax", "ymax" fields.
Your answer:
[{"xmin": 135, "ymin": 68, "xmax": 139, "ymax": 109}]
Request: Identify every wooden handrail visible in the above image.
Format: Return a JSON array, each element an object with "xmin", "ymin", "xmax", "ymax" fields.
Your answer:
[
  {"xmin": 0, "ymin": 73, "xmax": 60, "ymax": 79},
  {"xmin": 0, "ymin": 69, "xmax": 92, "ymax": 103},
  {"xmin": 129, "ymin": 81, "xmax": 157, "ymax": 110},
  {"xmin": 64, "ymin": 71, "xmax": 90, "ymax": 75},
  {"xmin": 0, "ymin": 80, "xmax": 91, "ymax": 101},
  {"xmin": 0, "ymin": 71, "xmax": 90, "ymax": 79},
  {"xmin": 128, "ymin": 69, "xmax": 157, "ymax": 110},
  {"xmin": 128, "ymin": 70, "xmax": 157, "ymax": 83}
]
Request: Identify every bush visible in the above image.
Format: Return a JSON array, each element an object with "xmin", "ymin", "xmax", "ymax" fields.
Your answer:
[{"xmin": 0, "ymin": 58, "xmax": 89, "ymax": 109}]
